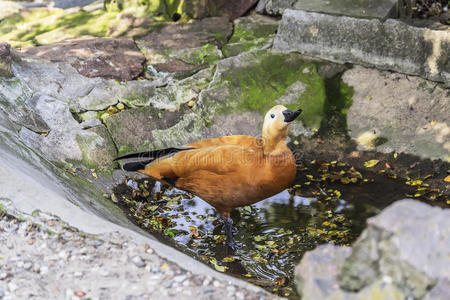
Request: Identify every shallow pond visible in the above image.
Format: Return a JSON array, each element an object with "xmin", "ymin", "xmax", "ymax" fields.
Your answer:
[{"xmin": 113, "ymin": 157, "xmax": 449, "ymax": 298}]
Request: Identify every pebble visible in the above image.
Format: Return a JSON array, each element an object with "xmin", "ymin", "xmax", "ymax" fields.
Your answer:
[
  {"xmin": 0, "ymin": 273, "xmax": 8, "ymax": 280},
  {"xmin": 23, "ymin": 262, "xmax": 32, "ymax": 270},
  {"xmin": 132, "ymin": 256, "xmax": 146, "ymax": 268},
  {"xmin": 213, "ymin": 280, "xmax": 221, "ymax": 287},
  {"xmin": 236, "ymin": 292, "xmax": 245, "ymax": 300},
  {"xmin": 0, "ymin": 290, "xmax": 4, "ymax": 298}
]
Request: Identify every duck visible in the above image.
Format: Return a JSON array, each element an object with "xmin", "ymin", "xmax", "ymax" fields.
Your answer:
[{"xmin": 114, "ymin": 105, "xmax": 302, "ymax": 249}]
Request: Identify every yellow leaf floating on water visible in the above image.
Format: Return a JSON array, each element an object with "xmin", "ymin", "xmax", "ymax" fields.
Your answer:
[
  {"xmin": 364, "ymin": 160, "xmax": 379, "ymax": 168},
  {"xmin": 340, "ymin": 177, "xmax": 351, "ymax": 184},
  {"xmin": 444, "ymin": 175, "xmax": 450, "ymax": 183}
]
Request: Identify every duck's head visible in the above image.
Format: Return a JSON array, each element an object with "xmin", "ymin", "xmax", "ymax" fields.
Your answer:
[{"xmin": 262, "ymin": 105, "xmax": 302, "ymax": 153}]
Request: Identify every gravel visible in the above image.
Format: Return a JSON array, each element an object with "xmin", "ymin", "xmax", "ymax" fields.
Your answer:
[{"xmin": 0, "ymin": 211, "xmax": 275, "ymax": 300}]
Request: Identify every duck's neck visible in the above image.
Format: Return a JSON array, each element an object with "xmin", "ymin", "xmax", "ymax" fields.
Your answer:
[{"xmin": 262, "ymin": 133, "xmax": 288, "ymax": 156}]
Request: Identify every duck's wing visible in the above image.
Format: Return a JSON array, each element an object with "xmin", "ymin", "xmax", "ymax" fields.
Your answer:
[
  {"xmin": 186, "ymin": 135, "xmax": 261, "ymax": 149},
  {"xmin": 115, "ymin": 136, "xmax": 261, "ymax": 172},
  {"xmin": 139, "ymin": 144, "xmax": 262, "ymax": 181}
]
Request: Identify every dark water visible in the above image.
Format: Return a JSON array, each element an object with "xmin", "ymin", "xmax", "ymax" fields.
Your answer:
[{"xmin": 113, "ymin": 159, "xmax": 449, "ymax": 298}]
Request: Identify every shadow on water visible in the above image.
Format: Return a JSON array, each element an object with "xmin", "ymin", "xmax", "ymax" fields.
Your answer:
[{"xmin": 113, "ymin": 152, "xmax": 449, "ymax": 298}]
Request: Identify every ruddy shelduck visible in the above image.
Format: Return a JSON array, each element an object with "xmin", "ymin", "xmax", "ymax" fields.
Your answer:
[{"xmin": 115, "ymin": 105, "xmax": 302, "ymax": 249}]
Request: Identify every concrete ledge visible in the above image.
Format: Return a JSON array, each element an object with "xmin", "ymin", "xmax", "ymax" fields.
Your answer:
[{"xmin": 273, "ymin": 9, "xmax": 449, "ymax": 86}]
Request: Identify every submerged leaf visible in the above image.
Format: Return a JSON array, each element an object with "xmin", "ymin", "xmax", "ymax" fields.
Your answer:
[{"xmin": 364, "ymin": 160, "xmax": 379, "ymax": 168}]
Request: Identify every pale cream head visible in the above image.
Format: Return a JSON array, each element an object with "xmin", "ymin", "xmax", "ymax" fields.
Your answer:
[{"xmin": 262, "ymin": 105, "xmax": 302, "ymax": 155}]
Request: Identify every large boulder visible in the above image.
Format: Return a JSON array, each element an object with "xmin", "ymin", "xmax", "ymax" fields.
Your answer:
[
  {"xmin": 7, "ymin": 51, "xmax": 164, "ymax": 112},
  {"xmin": 264, "ymin": 0, "xmax": 398, "ymax": 19},
  {"xmin": 273, "ymin": 9, "xmax": 450, "ymax": 86},
  {"xmin": 295, "ymin": 199, "xmax": 450, "ymax": 299},
  {"xmin": 183, "ymin": 0, "xmax": 258, "ymax": 20},
  {"xmin": 19, "ymin": 94, "xmax": 117, "ymax": 169},
  {"xmin": 222, "ymin": 14, "xmax": 279, "ymax": 57},
  {"xmin": 136, "ymin": 17, "xmax": 232, "ymax": 77},
  {"xmin": 20, "ymin": 37, "xmax": 146, "ymax": 81},
  {"xmin": 343, "ymin": 66, "xmax": 450, "ymax": 162}
]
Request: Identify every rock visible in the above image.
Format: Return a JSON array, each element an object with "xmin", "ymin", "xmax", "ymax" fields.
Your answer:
[
  {"xmin": 222, "ymin": 14, "xmax": 279, "ymax": 57},
  {"xmin": 184, "ymin": 0, "xmax": 258, "ymax": 20},
  {"xmin": 103, "ymin": 106, "xmax": 186, "ymax": 154},
  {"xmin": 6, "ymin": 50, "xmax": 165, "ymax": 112},
  {"xmin": 273, "ymin": 9, "xmax": 450, "ymax": 86},
  {"xmin": 295, "ymin": 245, "xmax": 351, "ymax": 299},
  {"xmin": 343, "ymin": 66, "xmax": 450, "ymax": 162},
  {"xmin": 136, "ymin": 17, "xmax": 232, "ymax": 77},
  {"xmin": 0, "ymin": 41, "xmax": 13, "ymax": 78},
  {"xmin": 131, "ymin": 256, "xmax": 146, "ymax": 268},
  {"xmin": 339, "ymin": 199, "xmax": 450, "ymax": 298},
  {"xmin": 0, "ymin": 76, "xmax": 50, "ymax": 134},
  {"xmin": 18, "ymin": 94, "xmax": 117, "ymax": 169},
  {"xmin": 213, "ymin": 0, "xmax": 259, "ymax": 20},
  {"xmin": 21, "ymin": 37, "xmax": 145, "ymax": 81},
  {"xmin": 265, "ymin": 0, "xmax": 398, "ymax": 19},
  {"xmin": 80, "ymin": 118, "xmax": 101, "ymax": 129},
  {"xmin": 295, "ymin": 199, "xmax": 450, "ymax": 299}
]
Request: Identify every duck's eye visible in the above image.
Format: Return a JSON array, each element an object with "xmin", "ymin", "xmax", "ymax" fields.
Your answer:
[{"xmin": 270, "ymin": 113, "xmax": 275, "ymax": 119}]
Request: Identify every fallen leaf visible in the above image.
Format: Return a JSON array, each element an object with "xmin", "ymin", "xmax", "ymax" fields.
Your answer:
[
  {"xmin": 364, "ymin": 160, "xmax": 379, "ymax": 168},
  {"xmin": 385, "ymin": 162, "xmax": 391, "ymax": 169},
  {"xmin": 444, "ymin": 175, "xmax": 450, "ymax": 183}
]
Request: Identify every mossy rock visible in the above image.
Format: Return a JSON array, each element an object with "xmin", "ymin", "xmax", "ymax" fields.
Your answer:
[
  {"xmin": 196, "ymin": 50, "xmax": 329, "ymax": 130},
  {"xmin": 222, "ymin": 14, "xmax": 279, "ymax": 58}
]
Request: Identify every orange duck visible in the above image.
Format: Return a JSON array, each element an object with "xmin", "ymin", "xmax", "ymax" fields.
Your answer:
[{"xmin": 115, "ymin": 105, "xmax": 302, "ymax": 249}]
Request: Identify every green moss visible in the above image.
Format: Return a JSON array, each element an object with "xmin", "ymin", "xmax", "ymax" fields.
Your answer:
[
  {"xmin": 118, "ymin": 145, "xmax": 138, "ymax": 156},
  {"xmin": 176, "ymin": 43, "xmax": 221, "ymax": 66},
  {"xmin": 222, "ymin": 18, "xmax": 278, "ymax": 57},
  {"xmin": 217, "ymin": 52, "xmax": 326, "ymax": 129}
]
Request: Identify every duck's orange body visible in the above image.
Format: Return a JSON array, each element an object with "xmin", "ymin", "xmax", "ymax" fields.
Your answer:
[
  {"xmin": 115, "ymin": 105, "xmax": 302, "ymax": 249},
  {"xmin": 142, "ymin": 135, "xmax": 296, "ymax": 218}
]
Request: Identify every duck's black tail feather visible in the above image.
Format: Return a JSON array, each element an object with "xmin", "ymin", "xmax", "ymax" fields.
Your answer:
[
  {"xmin": 115, "ymin": 146, "xmax": 195, "ymax": 172},
  {"xmin": 113, "ymin": 147, "xmax": 194, "ymax": 161},
  {"xmin": 122, "ymin": 160, "xmax": 153, "ymax": 172}
]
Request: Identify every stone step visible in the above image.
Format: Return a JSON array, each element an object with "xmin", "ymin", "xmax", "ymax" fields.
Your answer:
[
  {"xmin": 263, "ymin": 0, "xmax": 398, "ymax": 20},
  {"xmin": 273, "ymin": 9, "xmax": 450, "ymax": 86}
]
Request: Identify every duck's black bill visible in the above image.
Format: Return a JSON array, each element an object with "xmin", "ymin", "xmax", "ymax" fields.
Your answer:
[{"xmin": 283, "ymin": 109, "xmax": 302, "ymax": 122}]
